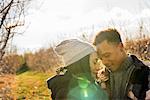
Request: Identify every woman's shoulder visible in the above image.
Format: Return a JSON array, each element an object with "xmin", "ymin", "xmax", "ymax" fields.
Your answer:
[{"xmin": 47, "ymin": 73, "xmax": 71, "ymax": 89}]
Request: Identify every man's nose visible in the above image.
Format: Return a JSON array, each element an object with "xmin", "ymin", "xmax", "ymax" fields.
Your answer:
[{"xmin": 101, "ymin": 59, "xmax": 109, "ymax": 66}]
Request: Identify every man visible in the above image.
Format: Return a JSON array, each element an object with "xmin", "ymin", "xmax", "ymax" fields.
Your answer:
[{"xmin": 93, "ymin": 28, "xmax": 150, "ymax": 100}]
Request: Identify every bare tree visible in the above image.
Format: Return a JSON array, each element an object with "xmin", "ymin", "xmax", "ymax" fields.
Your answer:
[{"xmin": 0, "ymin": 0, "xmax": 30, "ymax": 62}]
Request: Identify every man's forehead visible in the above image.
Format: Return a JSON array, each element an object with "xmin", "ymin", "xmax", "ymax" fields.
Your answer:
[
  {"xmin": 96, "ymin": 42, "xmax": 108, "ymax": 53},
  {"xmin": 96, "ymin": 42, "xmax": 113, "ymax": 55},
  {"xmin": 96, "ymin": 40, "xmax": 109, "ymax": 48}
]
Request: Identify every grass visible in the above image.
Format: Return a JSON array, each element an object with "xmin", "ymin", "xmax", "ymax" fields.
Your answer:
[{"xmin": 15, "ymin": 71, "xmax": 54, "ymax": 100}]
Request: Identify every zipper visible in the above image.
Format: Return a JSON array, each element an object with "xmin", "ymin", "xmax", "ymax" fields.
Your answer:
[
  {"xmin": 123, "ymin": 64, "xmax": 136, "ymax": 98},
  {"xmin": 110, "ymin": 72, "xmax": 114, "ymax": 99}
]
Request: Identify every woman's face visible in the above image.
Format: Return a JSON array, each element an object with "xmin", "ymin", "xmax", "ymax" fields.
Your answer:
[
  {"xmin": 90, "ymin": 52, "xmax": 102, "ymax": 78},
  {"xmin": 90, "ymin": 52, "xmax": 109, "ymax": 81}
]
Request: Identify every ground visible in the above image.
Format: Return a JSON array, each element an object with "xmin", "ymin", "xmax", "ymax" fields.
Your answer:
[
  {"xmin": 0, "ymin": 71, "xmax": 54, "ymax": 100},
  {"xmin": 16, "ymin": 71, "xmax": 53, "ymax": 100}
]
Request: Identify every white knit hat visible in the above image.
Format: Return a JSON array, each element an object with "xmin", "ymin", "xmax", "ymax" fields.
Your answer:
[{"xmin": 55, "ymin": 39, "xmax": 95, "ymax": 66}]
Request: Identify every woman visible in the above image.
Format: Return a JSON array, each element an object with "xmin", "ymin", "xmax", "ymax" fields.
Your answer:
[{"xmin": 47, "ymin": 39, "xmax": 108, "ymax": 100}]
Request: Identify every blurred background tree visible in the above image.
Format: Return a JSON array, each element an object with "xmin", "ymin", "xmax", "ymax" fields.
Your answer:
[{"xmin": 0, "ymin": 0, "xmax": 31, "ymax": 74}]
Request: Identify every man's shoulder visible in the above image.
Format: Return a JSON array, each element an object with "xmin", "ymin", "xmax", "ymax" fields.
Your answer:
[
  {"xmin": 129, "ymin": 55, "xmax": 149, "ymax": 83},
  {"xmin": 126, "ymin": 55, "xmax": 149, "ymax": 99},
  {"xmin": 130, "ymin": 55, "xmax": 149, "ymax": 69}
]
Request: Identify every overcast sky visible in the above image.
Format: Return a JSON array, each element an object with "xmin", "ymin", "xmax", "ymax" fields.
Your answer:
[{"xmin": 13, "ymin": 0, "xmax": 150, "ymax": 53}]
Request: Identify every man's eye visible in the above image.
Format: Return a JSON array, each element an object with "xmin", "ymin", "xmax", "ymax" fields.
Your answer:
[
  {"xmin": 100, "ymin": 53, "xmax": 110, "ymax": 59},
  {"xmin": 104, "ymin": 54, "xmax": 109, "ymax": 57},
  {"xmin": 103, "ymin": 54, "xmax": 110, "ymax": 58}
]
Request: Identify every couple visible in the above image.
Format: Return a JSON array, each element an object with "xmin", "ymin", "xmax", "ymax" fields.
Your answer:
[{"xmin": 47, "ymin": 28, "xmax": 150, "ymax": 100}]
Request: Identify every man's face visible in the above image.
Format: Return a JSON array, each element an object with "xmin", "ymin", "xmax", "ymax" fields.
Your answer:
[{"xmin": 96, "ymin": 40, "xmax": 123, "ymax": 72}]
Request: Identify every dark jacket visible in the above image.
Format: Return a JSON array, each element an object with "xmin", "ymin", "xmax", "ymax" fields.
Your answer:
[
  {"xmin": 47, "ymin": 74, "xmax": 71, "ymax": 100},
  {"xmin": 128, "ymin": 55, "xmax": 150, "ymax": 99},
  {"xmin": 108, "ymin": 55, "xmax": 150, "ymax": 100},
  {"xmin": 47, "ymin": 55, "xmax": 108, "ymax": 100}
]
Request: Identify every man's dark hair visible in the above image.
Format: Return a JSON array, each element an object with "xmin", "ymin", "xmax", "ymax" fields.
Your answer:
[{"xmin": 93, "ymin": 28, "xmax": 122, "ymax": 45}]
